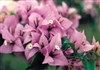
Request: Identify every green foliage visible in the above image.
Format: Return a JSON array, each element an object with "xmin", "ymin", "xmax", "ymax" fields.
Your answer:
[
  {"xmin": 2, "ymin": 54, "xmax": 28, "ymax": 70},
  {"xmin": 61, "ymin": 37, "xmax": 70, "ymax": 50},
  {"xmin": 94, "ymin": 5, "xmax": 100, "ymax": 15},
  {"xmin": 82, "ymin": 58, "xmax": 96, "ymax": 70},
  {"xmin": 10, "ymin": 11, "xmax": 16, "ymax": 15},
  {"xmin": 61, "ymin": 37, "xmax": 77, "ymax": 54},
  {"xmin": 61, "ymin": 37, "xmax": 98, "ymax": 70}
]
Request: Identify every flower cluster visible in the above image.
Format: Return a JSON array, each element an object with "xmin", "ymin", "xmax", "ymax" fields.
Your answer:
[
  {"xmin": 83, "ymin": 0, "xmax": 100, "ymax": 17},
  {"xmin": 83, "ymin": 0, "xmax": 100, "ymax": 31},
  {"xmin": 0, "ymin": 0, "xmax": 100, "ymax": 70},
  {"xmin": 42, "ymin": 0, "xmax": 81, "ymax": 28}
]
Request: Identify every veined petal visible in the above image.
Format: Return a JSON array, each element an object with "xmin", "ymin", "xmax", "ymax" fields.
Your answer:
[
  {"xmin": 22, "ymin": 24, "xmax": 34, "ymax": 32},
  {"xmin": 50, "ymin": 33, "xmax": 62, "ymax": 49},
  {"xmin": 23, "ymin": 35, "xmax": 32, "ymax": 44},
  {"xmin": 25, "ymin": 43, "xmax": 40, "ymax": 60},
  {"xmin": 39, "ymin": 28, "xmax": 49, "ymax": 37},
  {"xmin": 13, "ymin": 38, "xmax": 24, "ymax": 52},
  {"xmin": 42, "ymin": 46, "xmax": 54, "ymax": 64},
  {"xmin": 39, "ymin": 34, "xmax": 48, "ymax": 46},
  {"xmin": 1, "ymin": 26, "xmax": 15, "ymax": 41},
  {"xmin": 92, "ymin": 36, "xmax": 96, "ymax": 44},
  {"xmin": 49, "ymin": 50, "xmax": 68, "ymax": 66},
  {"xmin": 35, "ymin": 5, "xmax": 52, "ymax": 18},
  {"xmin": 42, "ymin": 56, "xmax": 54, "ymax": 64},
  {"xmin": 41, "ymin": 12, "xmax": 56, "ymax": 25},
  {"xmin": 14, "ymin": 24, "xmax": 24, "ymax": 37},
  {"xmin": 13, "ymin": 44, "xmax": 24, "ymax": 52},
  {"xmin": 25, "ymin": 48, "xmax": 39, "ymax": 60},
  {"xmin": 4, "ymin": 15, "xmax": 18, "ymax": 28},
  {"xmin": 57, "ymin": 2, "xmax": 68, "ymax": 15},
  {"xmin": 28, "ymin": 12, "xmax": 43, "ymax": 28},
  {"xmin": 84, "ymin": 44, "xmax": 94, "ymax": 51},
  {"xmin": 31, "ymin": 32, "xmax": 40, "ymax": 44},
  {"xmin": 50, "ymin": 27, "xmax": 62, "ymax": 36},
  {"xmin": 78, "ymin": 44, "xmax": 94, "ymax": 53},
  {"xmin": 60, "ymin": 17, "xmax": 73, "ymax": 30},
  {"xmin": 0, "ymin": 44, "xmax": 13, "ymax": 53}
]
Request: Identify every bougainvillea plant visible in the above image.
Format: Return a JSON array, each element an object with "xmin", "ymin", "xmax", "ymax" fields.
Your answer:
[{"xmin": 0, "ymin": 0, "xmax": 100, "ymax": 70}]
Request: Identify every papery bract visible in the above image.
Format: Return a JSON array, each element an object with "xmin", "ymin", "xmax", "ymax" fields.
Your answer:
[
  {"xmin": 42, "ymin": 33, "xmax": 68, "ymax": 66},
  {"xmin": 70, "ymin": 30, "xmax": 94, "ymax": 52}
]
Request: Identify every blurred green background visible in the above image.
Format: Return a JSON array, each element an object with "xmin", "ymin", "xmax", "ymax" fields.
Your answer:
[{"xmin": 0, "ymin": 0, "xmax": 100, "ymax": 70}]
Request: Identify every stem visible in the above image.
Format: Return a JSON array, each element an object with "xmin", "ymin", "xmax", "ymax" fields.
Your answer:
[{"xmin": 66, "ymin": 56, "xmax": 83, "ymax": 60}]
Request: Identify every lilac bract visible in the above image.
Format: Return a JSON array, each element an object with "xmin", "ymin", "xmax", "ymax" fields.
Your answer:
[{"xmin": 0, "ymin": 0, "xmax": 98, "ymax": 69}]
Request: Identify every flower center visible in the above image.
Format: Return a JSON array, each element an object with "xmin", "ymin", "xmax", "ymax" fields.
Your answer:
[
  {"xmin": 4, "ymin": 40, "xmax": 15, "ymax": 46},
  {"xmin": 4, "ymin": 40, "xmax": 7, "ymax": 46},
  {"xmin": 55, "ymin": 45, "xmax": 60, "ymax": 50},
  {"xmin": 49, "ymin": 20, "xmax": 53, "ymax": 24},
  {"xmin": 28, "ymin": 43, "xmax": 33, "ymax": 49}
]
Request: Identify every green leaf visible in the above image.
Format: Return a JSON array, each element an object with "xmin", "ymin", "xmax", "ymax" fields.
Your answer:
[
  {"xmin": 68, "ymin": 43, "xmax": 77, "ymax": 54},
  {"xmin": 61, "ymin": 37, "xmax": 77, "ymax": 54},
  {"xmin": 85, "ymin": 51, "xmax": 99, "ymax": 60},
  {"xmin": 10, "ymin": 11, "xmax": 16, "ymax": 15},
  {"xmin": 82, "ymin": 59, "xmax": 96, "ymax": 70},
  {"xmin": 94, "ymin": 5, "xmax": 100, "ymax": 15},
  {"xmin": 75, "ymin": 52, "xmax": 84, "ymax": 58},
  {"xmin": 62, "ymin": 43, "xmax": 70, "ymax": 50},
  {"xmin": 61, "ymin": 37, "xmax": 70, "ymax": 50},
  {"xmin": 61, "ymin": 37, "xmax": 70, "ymax": 44}
]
